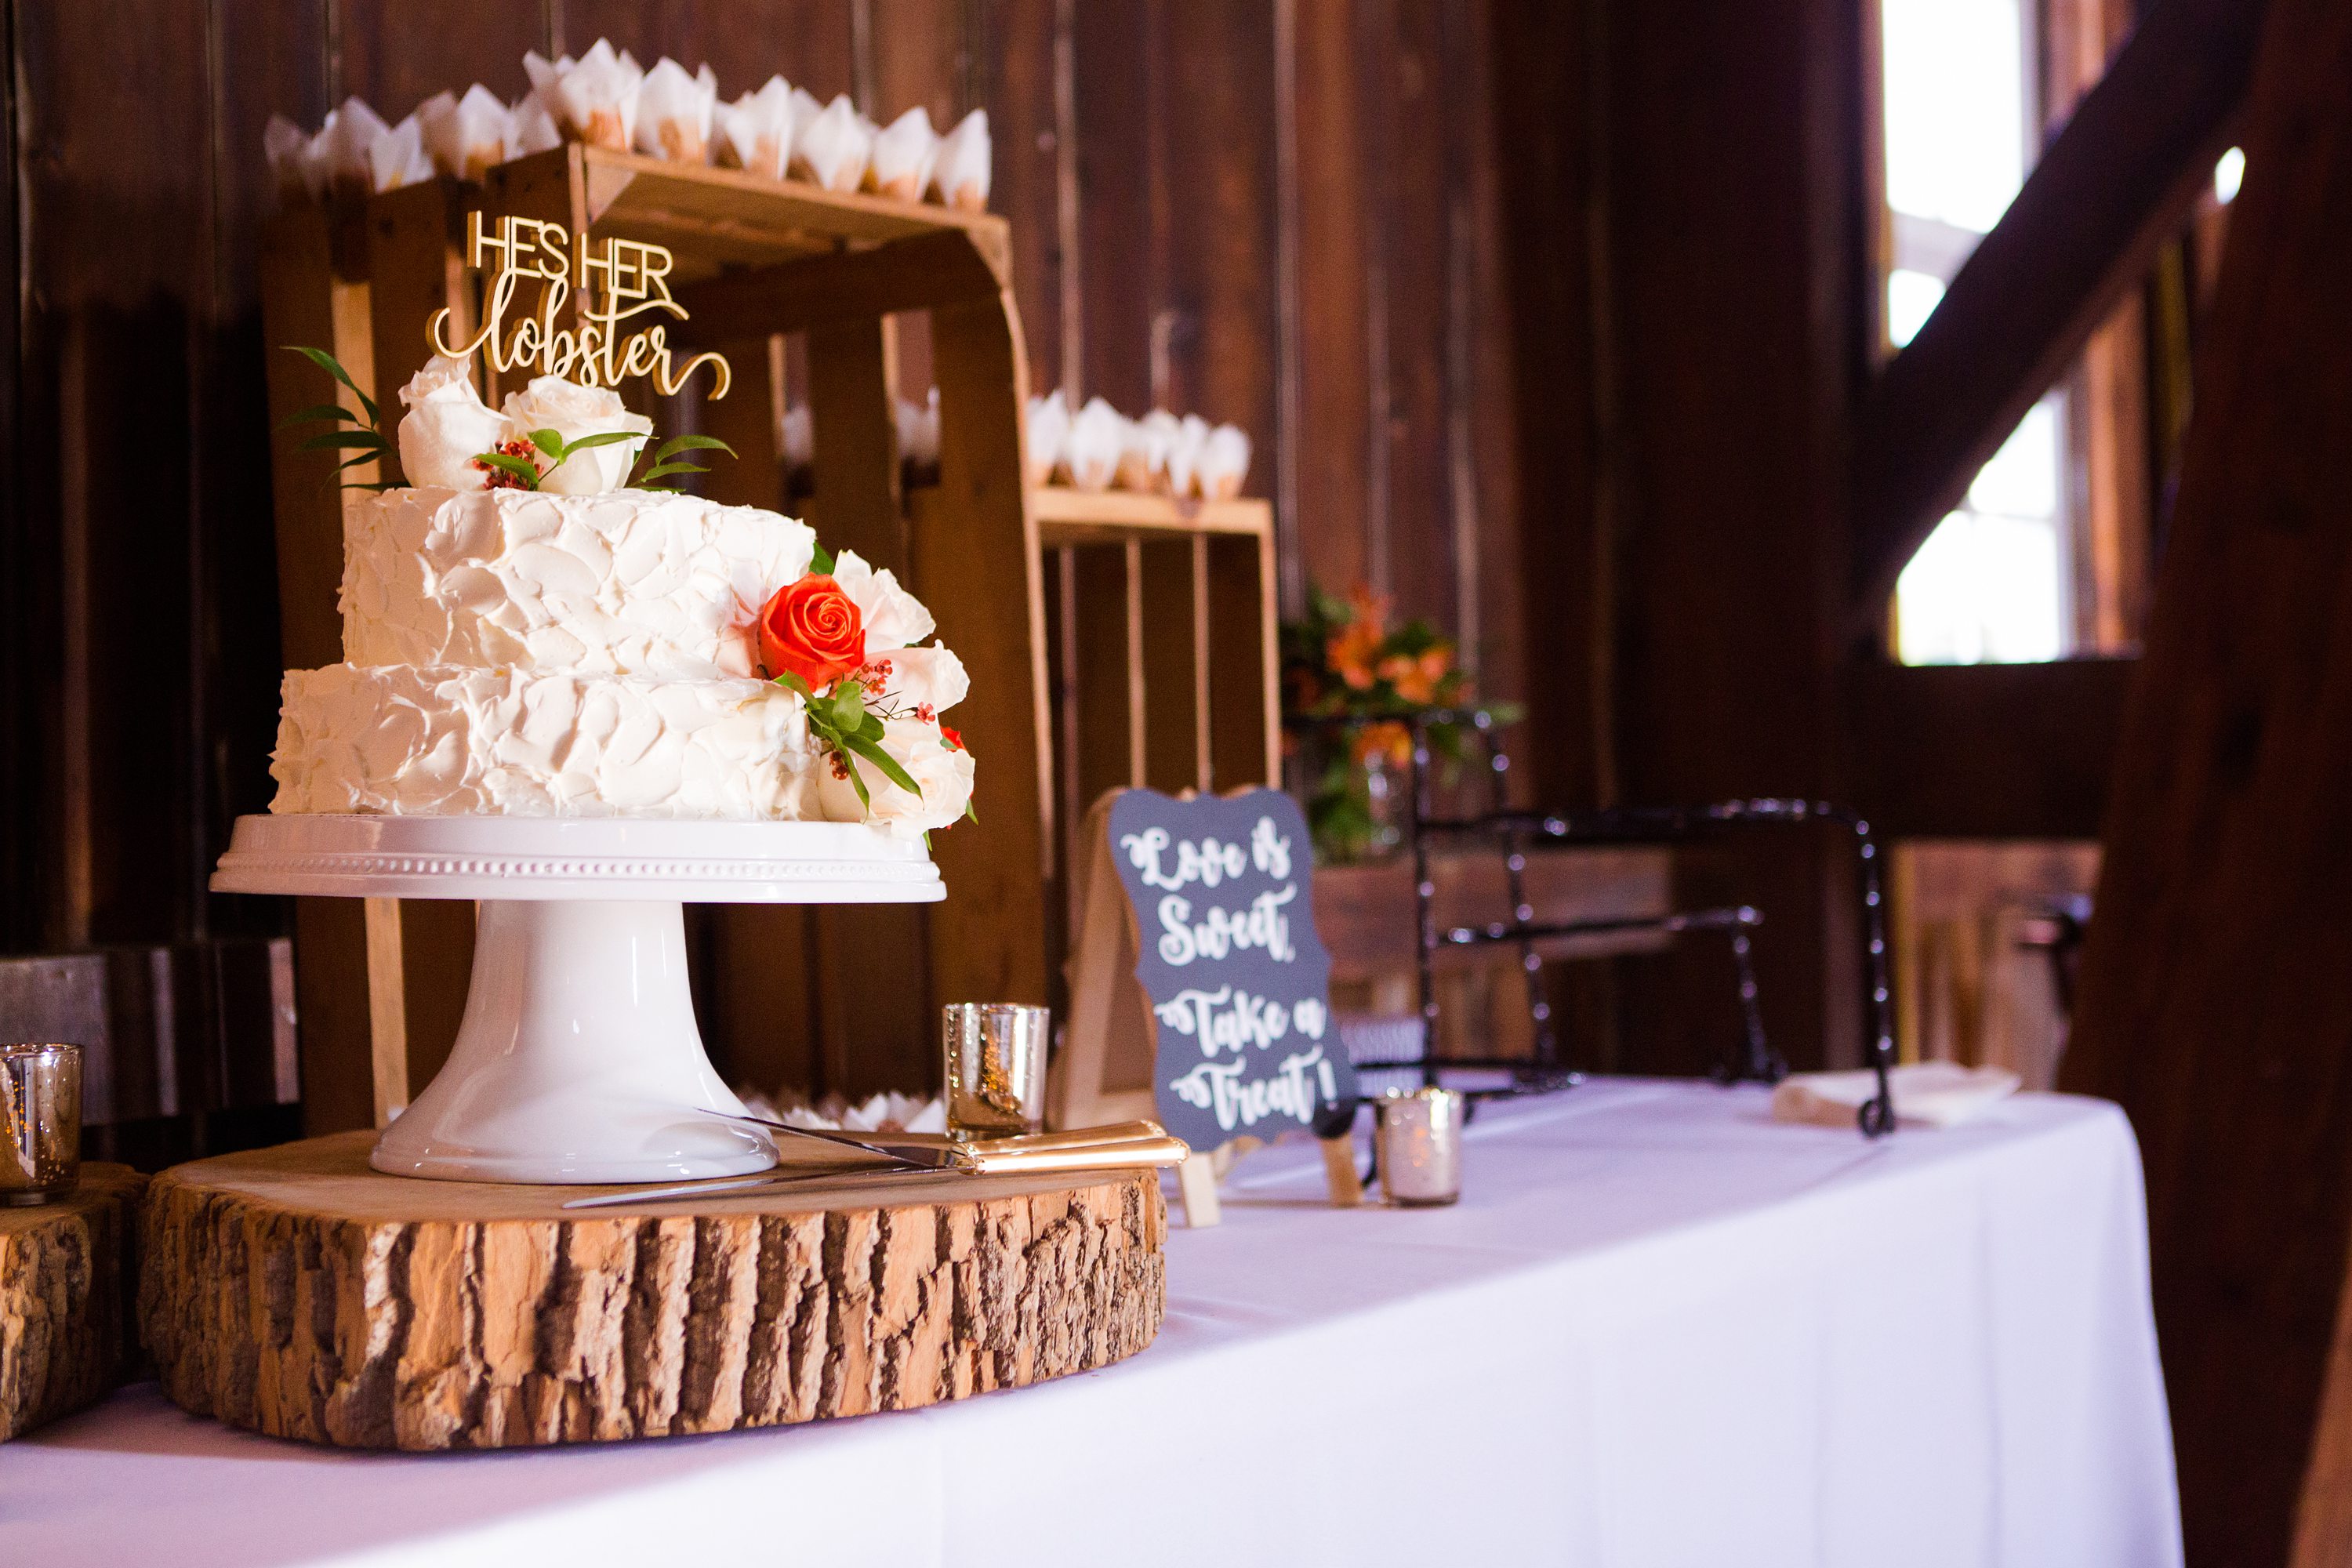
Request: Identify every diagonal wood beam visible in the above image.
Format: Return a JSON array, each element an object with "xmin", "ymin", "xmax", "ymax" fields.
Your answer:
[{"xmin": 1846, "ymin": 0, "xmax": 2267, "ymax": 637}]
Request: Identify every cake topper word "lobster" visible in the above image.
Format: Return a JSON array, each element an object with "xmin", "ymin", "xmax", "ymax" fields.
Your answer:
[{"xmin": 430, "ymin": 211, "xmax": 731, "ymax": 399}]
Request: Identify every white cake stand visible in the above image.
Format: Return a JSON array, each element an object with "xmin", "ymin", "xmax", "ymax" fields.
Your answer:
[{"xmin": 212, "ymin": 814, "xmax": 944, "ymax": 1185}]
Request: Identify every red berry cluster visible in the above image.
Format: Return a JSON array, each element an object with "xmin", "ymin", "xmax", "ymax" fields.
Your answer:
[{"xmin": 471, "ymin": 438, "xmax": 541, "ymax": 491}]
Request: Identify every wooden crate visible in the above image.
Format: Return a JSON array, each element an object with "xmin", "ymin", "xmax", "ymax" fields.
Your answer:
[{"xmin": 258, "ymin": 147, "xmax": 1285, "ymax": 1118}]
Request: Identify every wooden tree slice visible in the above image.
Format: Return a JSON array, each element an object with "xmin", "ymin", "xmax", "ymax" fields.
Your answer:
[
  {"xmin": 140, "ymin": 1132, "xmax": 1165, "ymax": 1450},
  {"xmin": 2, "ymin": 1163, "xmax": 147, "ymax": 1441}
]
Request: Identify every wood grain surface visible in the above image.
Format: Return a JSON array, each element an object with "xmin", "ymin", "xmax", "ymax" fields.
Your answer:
[
  {"xmin": 140, "ymin": 1133, "xmax": 1163, "ymax": 1450},
  {"xmin": 0, "ymin": 1163, "xmax": 146, "ymax": 1442},
  {"xmin": 2055, "ymin": 0, "xmax": 2352, "ymax": 1559}
]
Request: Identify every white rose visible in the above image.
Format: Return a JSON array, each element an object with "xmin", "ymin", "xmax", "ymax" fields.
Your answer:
[
  {"xmin": 500, "ymin": 376, "xmax": 653, "ymax": 495},
  {"xmin": 830, "ymin": 549, "xmax": 935, "ymax": 650},
  {"xmin": 883, "ymin": 644, "xmax": 968, "ymax": 716},
  {"xmin": 395, "ymin": 356, "xmax": 509, "ymax": 491},
  {"xmin": 818, "ymin": 716, "xmax": 975, "ymax": 838}
]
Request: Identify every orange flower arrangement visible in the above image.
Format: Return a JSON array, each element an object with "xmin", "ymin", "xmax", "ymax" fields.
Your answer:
[{"xmin": 1281, "ymin": 583, "xmax": 1518, "ymax": 863}]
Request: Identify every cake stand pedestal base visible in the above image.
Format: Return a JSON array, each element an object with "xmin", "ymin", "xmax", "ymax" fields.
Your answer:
[
  {"xmin": 372, "ymin": 899, "xmax": 773, "ymax": 1185},
  {"xmin": 210, "ymin": 814, "xmax": 947, "ymax": 1186},
  {"xmin": 140, "ymin": 1133, "xmax": 1167, "ymax": 1450}
]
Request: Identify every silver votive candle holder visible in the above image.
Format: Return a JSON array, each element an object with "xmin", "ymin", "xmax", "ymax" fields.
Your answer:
[
  {"xmin": 942, "ymin": 1003, "xmax": 1050, "ymax": 1139},
  {"xmin": 0, "ymin": 1043, "xmax": 82, "ymax": 1206},
  {"xmin": 1373, "ymin": 1087, "xmax": 1465, "ymax": 1207}
]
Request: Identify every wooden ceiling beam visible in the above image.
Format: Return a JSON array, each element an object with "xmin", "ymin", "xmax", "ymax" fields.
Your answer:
[{"xmin": 1844, "ymin": 0, "xmax": 2267, "ymax": 637}]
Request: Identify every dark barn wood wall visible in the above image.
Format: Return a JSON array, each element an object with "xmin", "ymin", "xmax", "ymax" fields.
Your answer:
[{"xmin": 0, "ymin": 0, "xmax": 1544, "ymax": 1122}]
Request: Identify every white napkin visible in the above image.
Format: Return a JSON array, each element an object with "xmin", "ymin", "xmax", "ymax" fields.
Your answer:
[{"xmin": 1771, "ymin": 1061, "xmax": 2020, "ymax": 1130}]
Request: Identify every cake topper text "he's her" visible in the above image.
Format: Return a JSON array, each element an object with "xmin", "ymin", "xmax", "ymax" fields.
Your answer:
[{"xmin": 430, "ymin": 212, "xmax": 731, "ymax": 399}]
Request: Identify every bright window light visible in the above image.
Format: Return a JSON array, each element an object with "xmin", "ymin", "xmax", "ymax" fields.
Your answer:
[
  {"xmin": 2215, "ymin": 146, "xmax": 2245, "ymax": 205},
  {"xmin": 1966, "ymin": 399, "xmax": 2060, "ymax": 518},
  {"xmin": 1881, "ymin": 0, "xmax": 2027, "ymax": 234},
  {"xmin": 1896, "ymin": 398, "xmax": 2070, "ymax": 666},
  {"xmin": 1887, "ymin": 269, "xmax": 1946, "ymax": 348}
]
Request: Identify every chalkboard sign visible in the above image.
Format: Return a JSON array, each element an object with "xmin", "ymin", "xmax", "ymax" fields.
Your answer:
[{"xmin": 1100, "ymin": 788, "xmax": 1357, "ymax": 1154}]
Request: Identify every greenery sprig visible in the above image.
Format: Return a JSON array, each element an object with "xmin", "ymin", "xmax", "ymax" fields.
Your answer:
[
  {"xmin": 278, "ymin": 346, "xmax": 395, "ymax": 491},
  {"xmin": 771, "ymin": 670, "xmax": 924, "ymax": 810},
  {"xmin": 474, "ymin": 430, "xmax": 738, "ymax": 491},
  {"xmin": 634, "ymin": 434, "xmax": 737, "ymax": 491}
]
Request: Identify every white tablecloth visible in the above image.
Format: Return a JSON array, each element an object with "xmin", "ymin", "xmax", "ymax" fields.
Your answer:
[{"xmin": 1, "ymin": 1080, "xmax": 2180, "ymax": 1567}]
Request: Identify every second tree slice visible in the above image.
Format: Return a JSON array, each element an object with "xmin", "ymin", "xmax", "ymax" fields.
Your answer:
[{"xmin": 140, "ymin": 1132, "xmax": 1166, "ymax": 1450}]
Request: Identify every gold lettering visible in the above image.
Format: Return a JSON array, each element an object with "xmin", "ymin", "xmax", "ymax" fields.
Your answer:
[{"xmin": 438, "ymin": 215, "xmax": 728, "ymax": 399}]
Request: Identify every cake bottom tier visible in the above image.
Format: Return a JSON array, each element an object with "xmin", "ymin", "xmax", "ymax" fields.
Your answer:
[{"xmin": 270, "ymin": 663, "xmax": 822, "ymax": 818}]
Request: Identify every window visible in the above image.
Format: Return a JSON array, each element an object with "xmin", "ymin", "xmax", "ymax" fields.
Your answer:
[{"xmin": 1878, "ymin": 0, "xmax": 2074, "ymax": 666}]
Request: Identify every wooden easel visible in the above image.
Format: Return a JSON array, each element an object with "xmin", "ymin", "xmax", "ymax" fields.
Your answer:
[{"xmin": 1052, "ymin": 791, "xmax": 1363, "ymax": 1226}]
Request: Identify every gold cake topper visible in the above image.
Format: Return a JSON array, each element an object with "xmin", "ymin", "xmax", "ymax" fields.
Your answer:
[{"xmin": 430, "ymin": 212, "xmax": 731, "ymax": 399}]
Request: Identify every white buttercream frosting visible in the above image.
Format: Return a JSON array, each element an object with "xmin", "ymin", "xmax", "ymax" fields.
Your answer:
[
  {"xmin": 270, "ymin": 664, "xmax": 821, "ymax": 818},
  {"xmin": 341, "ymin": 485, "xmax": 814, "ymax": 681}
]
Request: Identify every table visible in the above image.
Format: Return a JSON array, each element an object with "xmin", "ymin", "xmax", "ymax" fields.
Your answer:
[{"xmin": 1, "ymin": 1080, "xmax": 2180, "ymax": 1567}]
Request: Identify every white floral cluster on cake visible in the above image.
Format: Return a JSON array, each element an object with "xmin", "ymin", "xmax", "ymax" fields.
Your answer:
[
  {"xmin": 383, "ymin": 358, "xmax": 975, "ymax": 837},
  {"xmin": 398, "ymin": 355, "xmax": 656, "ymax": 495}
]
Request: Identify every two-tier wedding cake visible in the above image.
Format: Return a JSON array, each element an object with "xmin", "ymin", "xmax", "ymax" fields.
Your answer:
[{"xmin": 269, "ymin": 356, "xmax": 975, "ymax": 835}]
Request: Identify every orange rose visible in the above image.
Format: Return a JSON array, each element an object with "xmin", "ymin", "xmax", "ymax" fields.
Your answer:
[{"xmin": 759, "ymin": 574, "xmax": 866, "ymax": 691}]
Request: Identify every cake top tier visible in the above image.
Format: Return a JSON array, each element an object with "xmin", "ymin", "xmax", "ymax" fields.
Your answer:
[{"xmin": 343, "ymin": 485, "xmax": 814, "ymax": 681}]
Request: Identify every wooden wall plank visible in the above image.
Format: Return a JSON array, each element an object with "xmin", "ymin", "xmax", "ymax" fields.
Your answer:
[
  {"xmin": 1070, "ymin": 0, "xmax": 1149, "ymax": 410},
  {"xmin": 1155, "ymin": 0, "xmax": 1279, "ymax": 485},
  {"xmin": 1486, "ymin": 0, "xmax": 1601, "ymax": 811},
  {"xmin": 978, "ymin": 0, "xmax": 1066, "ymax": 388},
  {"xmin": 17, "ymin": 0, "xmax": 215, "ymax": 949},
  {"xmin": 1454, "ymin": 0, "xmax": 1523, "ymax": 715},
  {"xmin": 335, "ymin": 0, "xmax": 540, "ymax": 112},
  {"xmin": 1373, "ymin": 0, "xmax": 1455, "ymax": 633},
  {"xmin": 1592, "ymin": 0, "xmax": 1866, "ymax": 1073},
  {"xmin": 1290, "ymin": 0, "xmax": 1374, "ymax": 603}
]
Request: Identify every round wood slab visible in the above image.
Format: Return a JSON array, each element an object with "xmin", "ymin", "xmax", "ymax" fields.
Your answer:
[
  {"xmin": 1, "ymin": 1163, "xmax": 146, "ymax": 1441},
  {"xmin": 140, "ymin": 1132, "xmax": 1166, "ymax": 1450}
]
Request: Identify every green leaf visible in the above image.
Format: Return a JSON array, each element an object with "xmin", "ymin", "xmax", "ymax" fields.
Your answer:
[
  {"xmin": 840, "ymin": 731, "xmax": 921, "ymax": 798},
  {"xmin": 299, "ymin": 430, "xmax": 390, "ymax": 452},
  {"xmin": 827, "ymin": 682, "xmax": 866, "ymax": 733},
  {"xmin": 528, "ymin": 428, "xmax": 564, "ymax": 458},
  {"xmin": 963, "ymin": 798, "xmax": 978, "ymax": 825},
  {"xmin": 285, "ymin": 346, "xmax": 379, "ymax": 427},
  {"xmin": 557, "ymin": 430, "xmax": 637, "ymax": 457},
  {"xmin": 772, "ymin": 671, "xmax": 816, "ymax": 702},
  {"xmin": 653, "ymin": 434, "xmax": 735, "ymax": 461},
  {"xmin": 278, "ymin": 401, "xmax": 368, "ymax": 430},
  {"xmin": 633, "ymin": 462, "xmax": 709, "ymax": 482},
  {"xmin": 340, "ymin": 480, "xmax": 397, "ymax": 492},
  {"xmin": 330, "ymin": 452, "xmax": 383, "ymax": 474},
  {"xmin": 839, "ymin": 752, "xmax": 873, "ymax": 809},
  {"xmin": 810, "ymin": 541, "xmax": 835, "ymax": 575},
  {"xmin": 472, "ymin": 451, "xmax": 542, "ymax": 488}
]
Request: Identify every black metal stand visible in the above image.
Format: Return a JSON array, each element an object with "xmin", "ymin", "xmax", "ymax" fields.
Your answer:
[{"xmin": 1308, "ymin": 710, "xmax": 1897, "ymax": 1137}]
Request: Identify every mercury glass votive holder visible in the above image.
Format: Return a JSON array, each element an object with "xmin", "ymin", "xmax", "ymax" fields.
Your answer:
[
  {"xmin": 942, "ymin": 1004, "xmax": 1050, "ymax": 1139},
  {"xmin": 1373, "ymin": 1086, "xmax": 1465, "ymax": 1207},
  {"xmin": 0, "ymin": 1043, "xmax": 82, "ymax": 1206}
]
